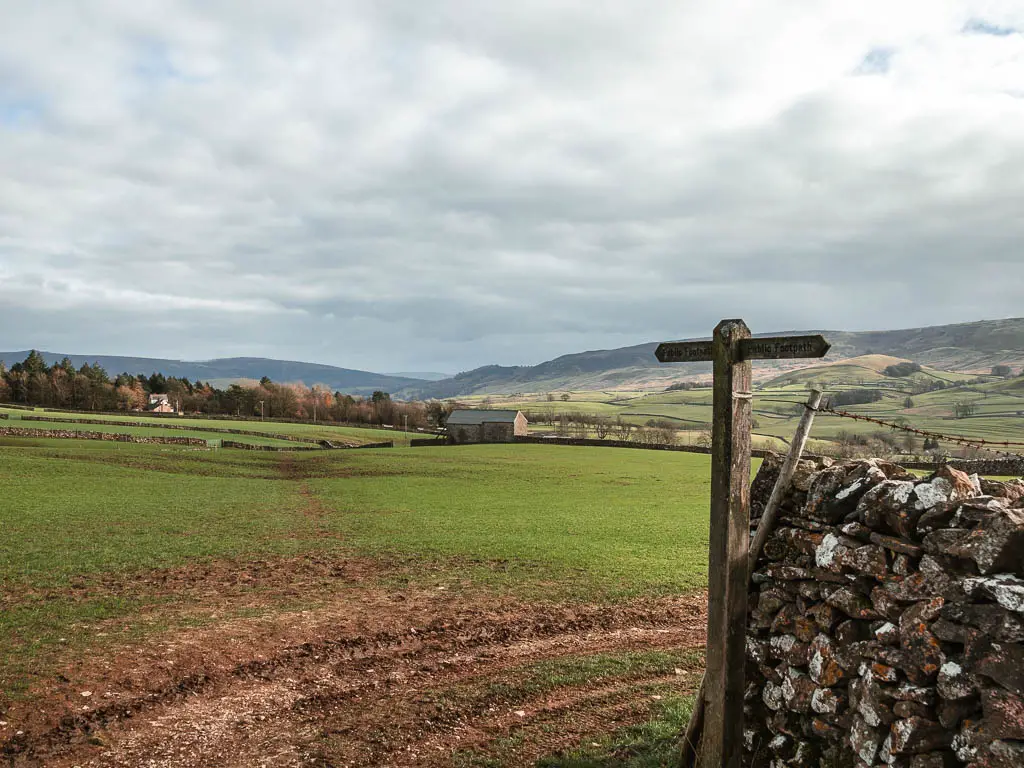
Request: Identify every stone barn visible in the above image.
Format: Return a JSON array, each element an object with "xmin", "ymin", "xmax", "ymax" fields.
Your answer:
[{"xmin": 445, "ymin": 409, "xmax": 528, "ymax": 444}]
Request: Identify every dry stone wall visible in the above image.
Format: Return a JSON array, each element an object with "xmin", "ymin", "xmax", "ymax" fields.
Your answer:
[
  {"xmin": 220, "ymin": 439, "xmax": 393, "ymax": 451},
  {"xmin": 17, "ymin": 415, "xmax": 321, "ymax": 444},
  {"xmin": 745, "ymin": 455, "xmax": 1024, "ymax": 768},
  {"xmin": 901, "ymin": 458, "xmax": 1024, "ymax": 479},
  {"xmin": 0, "ymin": 427, "xmax": 207, "ymax": 446},
  {"xmin": 512, "ymin": 435, "xmax": 775, "ymax": 456}
]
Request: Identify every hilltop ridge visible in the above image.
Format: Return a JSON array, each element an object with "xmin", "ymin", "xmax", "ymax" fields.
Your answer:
[{"xmin": 410, "ymin": 318, "xmax": 1024, "ymax": 397}]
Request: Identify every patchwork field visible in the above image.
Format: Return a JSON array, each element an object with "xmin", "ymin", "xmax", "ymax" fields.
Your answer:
[
  {"xmin": 458, "ymin": 359, "xmax": 1024, "ymax": 456},
  {"xmin": 0, "ymin": 440, "xmax": 725, "ymax": 767}
]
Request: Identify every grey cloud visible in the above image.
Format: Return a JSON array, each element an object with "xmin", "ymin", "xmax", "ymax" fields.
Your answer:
[{"xmin": 1, "ymin": 0, "xmax": 1023, "ymax": 374}]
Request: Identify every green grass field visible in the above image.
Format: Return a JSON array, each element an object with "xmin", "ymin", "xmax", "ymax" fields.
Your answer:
[
  {"xmin": 0, "ymin": 406, "xmax": 415, "ymax": 447},
  {"xmin": 0, "ymin": 439, "xmax": 726, "ymax": 699}
]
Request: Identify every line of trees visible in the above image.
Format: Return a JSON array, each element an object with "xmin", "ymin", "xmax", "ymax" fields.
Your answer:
[
  {"xmin": 827, "ymin": 389, "xmax": 885, "ymax": 407},
  {"xmin": 882, "ymin": 362, "xmax": 923, "ymax": 377},
  {"xmin": 0, "ymin": 351, "xmax": 433, "ymax": 428},
  {"xmin": 519, "ymin": 409, "xmax": 692, "ymax": 446}
]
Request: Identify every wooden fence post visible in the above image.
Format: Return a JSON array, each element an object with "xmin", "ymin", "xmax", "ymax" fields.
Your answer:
[
  {"xmin": 747, "ymin": 388, "xmax": 823, "ymax": 577},
  {"xmin": 700, "ymin": 319, "xmax": 752, "ymax": 768},
  {"xmin": 680, "ymin": 387, "xmax": 824, "ymax": 767},
  {"xmin": 655, "ymin": 323, "xmax": 829, "ymax": 768}
]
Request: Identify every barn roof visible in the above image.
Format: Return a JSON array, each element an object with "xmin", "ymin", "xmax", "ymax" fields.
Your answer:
[{"xmin": 446, "ymin": 409, "xmax": 523, "ymax": 425}]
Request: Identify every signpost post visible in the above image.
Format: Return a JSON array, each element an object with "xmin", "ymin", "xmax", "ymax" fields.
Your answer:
[{"xmin": 655, "ymin": 320, "xmax": 829, "ymax": 768}]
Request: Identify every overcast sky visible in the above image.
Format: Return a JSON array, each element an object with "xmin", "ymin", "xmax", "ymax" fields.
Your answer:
[{"xmin": 1, "ymin": 1, "xmax": 1022, "ymax": 374}]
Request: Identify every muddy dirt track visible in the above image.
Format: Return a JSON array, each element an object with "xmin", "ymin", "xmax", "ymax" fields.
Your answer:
[{"xmin": 1, "ymin": 573, "xmax": 706, "ymax": 767}]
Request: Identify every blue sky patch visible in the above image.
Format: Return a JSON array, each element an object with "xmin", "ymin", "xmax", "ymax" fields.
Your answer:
[
  {"xmin": 962, "ymin": 18, "xmax": 1018, "ymax": 36},
  {"xmin": 0, "ymin": 95, "xmax": 43, "ymax": 129},
  {"xmin": 854, "ymin": 47, "xmax": 895, "ymax": 75},
  {"xmin": 131, "ymin": 40, "xmax": 206, "ymax": 86}
]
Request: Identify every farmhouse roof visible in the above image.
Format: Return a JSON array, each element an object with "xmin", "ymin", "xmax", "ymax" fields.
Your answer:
[{"xmin": 446, "ymin": 409, "xmax": 523, "ymax": 426}]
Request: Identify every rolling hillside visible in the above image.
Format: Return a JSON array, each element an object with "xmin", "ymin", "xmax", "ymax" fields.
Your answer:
[
  {"xmin": 5, "ymin": 318, "xmax": 1022, "ymax": 400},
  {"xmin": 411, "ymin": 318, "xmax": 1024, "ymax": 397},
  {"xmin": 762, "ymin": 355, "xmax": 980, "ymax": 389}
]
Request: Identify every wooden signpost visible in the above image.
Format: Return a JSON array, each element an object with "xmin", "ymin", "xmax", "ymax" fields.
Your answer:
[{"xmin": 655, "ymin": 320, "xmax": 829, "ymax": 768}]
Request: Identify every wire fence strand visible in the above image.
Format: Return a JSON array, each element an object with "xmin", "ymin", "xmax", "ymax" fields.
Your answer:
[{"xmin": 817, "ymin": 405, "xmax": 1024, "ymax": 458}]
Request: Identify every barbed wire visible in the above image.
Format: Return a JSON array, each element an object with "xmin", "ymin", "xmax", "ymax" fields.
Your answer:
[
  {"xmin": 751, "ymin": 396, "xmax": 1023, "ymax": 457},
  {"xmin": 817, "ymin": 405, "xmax": 1024, "ymax": 458}
]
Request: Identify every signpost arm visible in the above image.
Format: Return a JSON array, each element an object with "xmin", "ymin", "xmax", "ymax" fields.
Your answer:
[{"xmin": 699, "ymin": 319, "xmax": 752, "ymax": 768}]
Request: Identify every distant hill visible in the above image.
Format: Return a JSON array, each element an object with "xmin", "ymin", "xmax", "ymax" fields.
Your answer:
[
  {"xmin": 408, "ymin": 318, "xmax": 1024, "ymax": 398},
  {"xmin": 0, "ymin": 351, "xmax": 425, "ymax": 396},
  {"xmin": 6, "ymin": 318, "xmax": 1021, "ymax": 401},
  {"xmin": 385, "ymin": 371, "xmax": 452, "ymax": 381},
  {"xmin": 761, "ymin": 354, "xmax": 985, "ymax": 389}
]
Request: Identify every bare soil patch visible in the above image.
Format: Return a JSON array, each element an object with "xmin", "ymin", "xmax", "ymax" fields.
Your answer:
[
  {"xmin": 0, "ymin": 553, "xmax": 380, "ymax": 614},
  {"xmin": 1, "ymin": 580, "xmax": 706, "ymax": 767}
]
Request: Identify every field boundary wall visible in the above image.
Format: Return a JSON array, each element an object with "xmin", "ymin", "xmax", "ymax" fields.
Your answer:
[
  {"xmin": 0, "ymin": 427, "xmax": 207, "ymax": 446},
  {"xmin": 512, "ymin": 434, "xmax": 774, "ymax": 457},
  {"xmin": 18, "ymin": 405, "xmax": 440, "ymax": 436},
  {"xmin": 743, "ymin": 455, "xmax": 1024, "ymax": 766},
  {"xmin": 15, "ymin": 415, "xmax": 321, "ymax": 444},
  {"xmin": 900, "ymin": 457, "xmax": 1024, "ymax": 476},
  {"xmin": 220, "ymin": 439, "xmax": 394, "ymax": 451}
]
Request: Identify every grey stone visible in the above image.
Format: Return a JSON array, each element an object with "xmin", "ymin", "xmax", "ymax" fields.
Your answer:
[
  {"xmin": 871, "ymin": 532, "xmax": 925, "ymax": 557},
  {"xmin": 893, "ymin": 700, "xmax": 932, "ymax": 719},
  {"xmin": 770, "ymin": 633, "xmax": 810, "ymax": 666},
  {"xmin": 937, "ymin": 660, "xmax": 977, "ymax": 701},
  {"xmin": 888, "ymin": 716, "xmax": 950, "ymax": 755},
  {"xmin": 763, "ymin": 680, "xmax": 785, "ymax": 711},
  {"xmin": 940, "ymin": 603, "xmax": 1024, "ymax": 643},
  {"xmin": 899, "ymin": 598, "xmax": 946, "ymax": 683},
  {"xmin": 827, "ymin": 587, "xmax": 882, "ymax": 620},
  {"xmin": 982, "ymin": 687, "xmax": 1024, "ymax": 740},
  {"xmin": 909, "ymin": 752, "xmax": 955, "ymax": 768},
  {"xmin": 951, "ymin": 507, "xmax": 1024, "ymax": 575},
  {"xmin": 807, "ymin": 465, "xmax": 860, "ymax": 523},
  {"xmin": 974, "ymin": 641, "xmax": 1024, "ymax": 696},
  {"xmin": 781, "ymin": 667, "xmax": 817, "ymax": 713},
  {"xmin": 936, "ymin": 694, "xmax": 979, "ymax": 729},
  {"xmin": 917, "ymin": 501, "xmax": 963, "ymax": 536},
  {"xmin": 963, "ymin": 575, "xmax": 1024, "ymax": 614},
  {"xmin": 855, "ymin": 480, "xmax": 916, "ymax": 533},
  {"xmin": 980, "ymin": 739, "xmax": 1024, "ymax": 768},
  {"xmin": 894, "ymin": 683, "xmax": 936, "ymax": 705},
  {"xmin": 931, "ymin": 618, "xmax": 967, "ymax": 644},
  {"xmin": 811, "ymin": 686, "xmax": 844, "ymax": 715},
  {"xmin": 872, "ymin": 585, "xmax": 906, "ymax": 621},
  {"xmin": 809, "ymin": 634, "xmax": 845, "ymax": 687},
  {"xmin": 856, "ymin": 673, "xmax": 896, "ymax": 727},
  {"xmin": 849, "ymin": 714, "xmax": 884, "ymax": 764},
  {"xmin": 875, "ymin": 621, "xmax": 900, "ymax": 646},
  {"xmin": 893, "ymin": 553, "xmax": 917, "ymax": 577},
  {"xmin": 922, "ymin": 529, "xmax": 971, "ymax": 557}
]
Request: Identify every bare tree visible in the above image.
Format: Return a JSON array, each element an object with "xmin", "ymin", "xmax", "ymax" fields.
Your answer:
[
  {"xmin": 953, "ymin": 401, "xmax": 978, "ymax": 419},
  {"xmin": 613, "ymin": 417, "xmax": 633, "ymax": 441}
]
